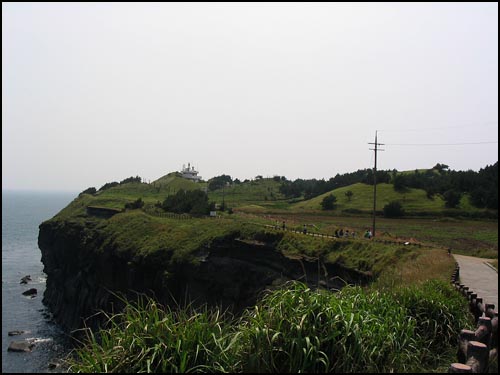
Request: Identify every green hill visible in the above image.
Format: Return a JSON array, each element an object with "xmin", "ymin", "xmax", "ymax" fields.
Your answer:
[
  {"xmin": 76, "ymin": 171, "xmax": 494, "ymax": 217},
  {"xmin": 75, "ymin": 173, "xmax": 207, "ymax": 211},
  {"xmin": 207, "ymin": 178, "xmax": 287, "ymax": 208},
  {"xmin": 153, "ymin": 172, "xmax": 208, "ymax": 192},
  {"xmin": 292, "ymin": 183, "xmax": 446, "ymax": 213}
]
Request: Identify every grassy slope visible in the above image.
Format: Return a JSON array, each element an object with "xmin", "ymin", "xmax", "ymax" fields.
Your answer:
[
  {"xmin": 58, "ymin": 170, "xmax": 497, "ymax": 260},
  {"xmin": 74, "ymin": 174, "xmax": 206, "ymax": 211},
  {"xmin": 49, "ymin": 191, "xmax": 456, "ymax": 282},
  {"xmin": 291, "ymin": 182, "xmax": 486, "ymax": 213},
  {"xmin": 153, "ymin": 172, "xmax": 208, "ymax": 191},
  {"xmin": 207, "ymin": 178, "xmax": 287, "ymax": 208}
]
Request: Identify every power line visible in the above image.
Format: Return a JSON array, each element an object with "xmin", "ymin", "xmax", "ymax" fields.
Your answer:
[
  {"xmin": 378, "ymin": 121, "xmax": 498, "ymax": 133},
  {"xmin": 385, "ymin": 141, "xmax": 498, "ymax": 146}
]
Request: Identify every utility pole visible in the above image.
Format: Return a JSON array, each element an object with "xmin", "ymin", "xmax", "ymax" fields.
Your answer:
[
  {"xmin": 368, "ymin": 130, "xmax": 384, "ymax": 237},
  {"xmin": 222, "ymin": 183, "xmax": 226, "ymax": 211}
]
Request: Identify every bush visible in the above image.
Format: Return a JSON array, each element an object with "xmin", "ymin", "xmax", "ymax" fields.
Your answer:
[
  {"xmin": 120, "ymin": 176, "xmax": 142, "ymax": 185},
  {"xmin": 208, "ymin": 175, "xmax": 232, "ymax": 191},
  {"xmin": 98, "ymin": 181, "xmax": 119, "ymax": 191},
  {"xmin": 345, "ymin": 190, "xmax": 354, "ymax": 201},
  {"xmin": 443, "ymin": 189, "xmax": 462, "ymax": 208},
  {"xmin": 124, "ymin": 198, "xmax": 144, "ymax": 210},
  {"xmin": 321, "ymin": 194, "xmax": 337, "ymax": 210},
  {"xmin": 383, "ymin": 201, "xmax": 405, "ymax": 217},
  {"xmin": 79, "ymin": 187, "xmax": 97, "ymax": 196},
  {"xmin": 162, "ymin": 189, "xmax": 210, "ymax": 215},
  {"xmin": 393, "ymin": 175, "xmax": 408, "ymax": 192}
]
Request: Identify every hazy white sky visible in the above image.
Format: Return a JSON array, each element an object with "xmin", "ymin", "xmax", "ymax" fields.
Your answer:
[{"xmin": 2, "ymin": 2, "xmax": 498, "ymax": 192}]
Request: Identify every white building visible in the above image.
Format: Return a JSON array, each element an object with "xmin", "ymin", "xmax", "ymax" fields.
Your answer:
[{"xmin": 181, "ymin": 163, "xmax": 202, "ymax": 182}]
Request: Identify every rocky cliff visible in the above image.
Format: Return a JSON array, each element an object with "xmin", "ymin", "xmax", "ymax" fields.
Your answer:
[{"xmin": 38, "ymin": 217, "xmax": 370, "ymax": 333}]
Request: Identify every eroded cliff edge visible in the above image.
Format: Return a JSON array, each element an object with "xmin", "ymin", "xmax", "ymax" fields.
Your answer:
[{"xmin": 38, "ymin": 215, "xmax": 370, "ymax": 333}]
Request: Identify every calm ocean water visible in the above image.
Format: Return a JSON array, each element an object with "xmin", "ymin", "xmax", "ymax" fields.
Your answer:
[{"xmin": 2, "ymin": 190, "xmax": 76, "ymax": 373}]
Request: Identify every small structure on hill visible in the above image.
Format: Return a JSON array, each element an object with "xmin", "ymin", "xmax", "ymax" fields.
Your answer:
[{"xmin": 181, "ymin": 163, "xmax": 202, "ymax": 182}]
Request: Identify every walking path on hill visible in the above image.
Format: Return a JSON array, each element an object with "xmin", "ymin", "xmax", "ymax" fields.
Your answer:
[{"xmin": 453, "ymin": 254, "xmax": 498, "ymax": 313}]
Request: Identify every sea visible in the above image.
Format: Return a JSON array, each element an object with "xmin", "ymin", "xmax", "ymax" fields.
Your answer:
[{"xmin": 2, "ymin": 190, "xmax": 77, "ymax": 373}]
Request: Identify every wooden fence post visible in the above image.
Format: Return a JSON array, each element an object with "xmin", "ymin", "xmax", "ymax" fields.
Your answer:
[
  {"xmin": 449, "ymin": 363, "xmax": 472, "ymax": 373},
  {"xmin": 458, "ymin": 329, "xmax": 476, "ymax": 363},
  {"xmin": 465, "ymin": 341, "xmax": 489, "ymax": 373}
]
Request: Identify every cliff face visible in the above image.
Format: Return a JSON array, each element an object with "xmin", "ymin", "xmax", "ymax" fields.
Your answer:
[{"xmin": 39, "ymin": 219, "xmax": 370, "ymax": 333}]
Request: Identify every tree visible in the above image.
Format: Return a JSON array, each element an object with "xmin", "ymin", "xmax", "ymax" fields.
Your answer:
[
  {"xmin": 120, "ymin": 176, "xmax": 142, "ymax": 185},
  {"xmin": 443, "ymin": 189, "xmax": 462, "ymax": 208},
  {"xmin": 383, "ymin": 201, "xmax": 405, "ymax": 218},
  {"xmin": 125, "ymin": 198, "xmax": 144, "ymax": 210},
  {"xmin": 393, "ymin": 174, "xmax": 408, "ymax": 192},
  {"xmin": 98, "ymin": 181, "xmax": 119, "ymax": 191},
  {"xmin": 345, "ymin": 190, "xmax": 354, "ymax": 202},
  {"xmin": 321, "ymin": 194, "xmax": 337, "ymax": 210},
  {"xmin": 208, "ymin": 175, "xmax": 232, "ymax": 191},
  {"xmin": 469, "ymin": 187, "xmax": 488, "ymax": 208},
  {"xmin": 433, "ymin": 163, "xmax": 449, "ymax": 173},
  {"xmin": 162, "ymin": 189, "xmax": 210, "ymax": 215}
]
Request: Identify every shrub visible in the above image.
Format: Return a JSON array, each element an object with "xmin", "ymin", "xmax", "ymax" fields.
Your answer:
[
  {"xmin": 393, "ymin": 175, "xmax": 408, "ymax": 192},
  {"xmin": 208, "ymin": 175, "xmax": 232, "ymax": 191},
  {"xmin": 79, "ymin": 187, "xmax": 97, "ymax": 196},
  {"xmin": 383, "ymin": 201, "xmax": 405, "ymax": 217},
  {"xmin": 98, "ymin": 181, "xmax": 119, "ymax": 191},
  {"xmin": 321, "ymin": 194, "xmax": 337, "ymax": 210},
  {"xmin": 162, "ymin": 189, "xmax": 210, "ymax": 215},
  {"xmin": 443, "ymin": 189, "xmax": 462, "ymax": 208},
  {"xmin": 345, "ymin": 190, "xmax": 354, "ymax": 201},
  {"xmin": 120, "ymin": 176, "xmax": 142, "ymax": 185},
  {"xmin": 124, "ymin": 198, "xmax": 144, "ymax": 210}
]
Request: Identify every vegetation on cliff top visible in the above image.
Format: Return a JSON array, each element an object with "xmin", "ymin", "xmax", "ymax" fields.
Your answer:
[
  {"xmin": 45, "ymin": 169, "xmax": 495, "ymax": 372},
  {"xmin": 66, "ymin": 280, "xmax": 473, "ymax": 373}
]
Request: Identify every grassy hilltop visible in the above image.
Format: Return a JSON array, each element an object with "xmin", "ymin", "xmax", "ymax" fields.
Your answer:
[{"xmin": 292, "ymin": 182, "xmax": 444, "ymax": 212}]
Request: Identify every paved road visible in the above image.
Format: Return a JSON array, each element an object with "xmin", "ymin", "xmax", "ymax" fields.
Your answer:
[{"xmin": 453, "ymin": 254, "xmax": 498, "ymax": 313}]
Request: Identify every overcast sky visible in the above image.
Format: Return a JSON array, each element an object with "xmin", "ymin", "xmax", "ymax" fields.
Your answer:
[{"xmin": 2, "ymin": 2, "xmax": 498, "ymax": 192}]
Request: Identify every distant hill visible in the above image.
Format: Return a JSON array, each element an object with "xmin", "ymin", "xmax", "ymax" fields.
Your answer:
[
  {"xmin": 74, "ymin": 172, "xmax": 207, "ymax": 211},
  {"xmin": 291, "ymin": 183, "xmax": 444, "ymax": 212},
  {"xmin": 153, "ymin": 172, "xmax": 207, "ymax": 192},
  {"xmin": 207, "ymin": 178, "xmax": 285, "ymax": 208},
  {"xmin": 74, "ymin": 164, "xmax": 496, "ymax": 217}
]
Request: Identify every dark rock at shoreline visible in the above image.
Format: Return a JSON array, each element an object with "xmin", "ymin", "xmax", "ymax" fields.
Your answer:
[
  {"xmin": 8, "ymin": 340, "xmax": 35, "ymax": 352},
  {"xmin": 22, "ymin": 288, "xmax": 37, "ymax": 296},
  {"xmin": 20, "ymin": 275, "xmax": 32, "ymax": 284},
  {"xmin": 8, "ymin": 330, "xmax": 27, "ymax": 336},
  {"xmin": 48, "ymin": 361, "xmax": 61, "ymax": 369}
]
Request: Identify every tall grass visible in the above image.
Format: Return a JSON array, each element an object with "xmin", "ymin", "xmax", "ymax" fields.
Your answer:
[
  {"xmin": 237, "ymin": 282, "xmax": 419, "ymax": 373},
  {"xmin": 67, "ymin": 295, "xmax": 238, "ymax": 373},
  {"xmin": 66, "ymin": 280, "xmax": 472, "ymax": 373}
]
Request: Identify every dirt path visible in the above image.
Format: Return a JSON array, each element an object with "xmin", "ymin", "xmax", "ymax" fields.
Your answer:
[{"xmin": 453, "ymin": 254, "xmax": 498, "ymax": 312}]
